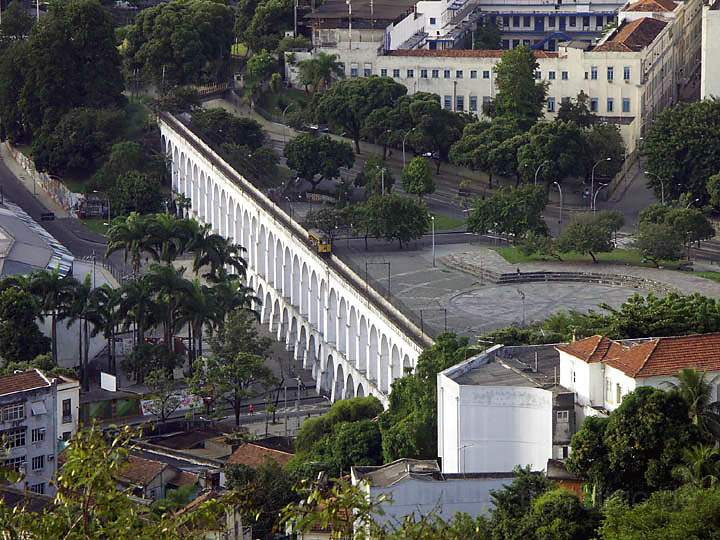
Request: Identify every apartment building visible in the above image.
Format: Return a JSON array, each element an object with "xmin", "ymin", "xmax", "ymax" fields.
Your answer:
[
  {"xmin": 292, "ymin": 0, "xmax": 701, "ymax": 152},
  {"xmin": 0, "ymin": 370, "xmax": 80, "ymax": 496},
  {"xmin": 701, "ymin": 0, "xmax": 720, "ymax": 98}
]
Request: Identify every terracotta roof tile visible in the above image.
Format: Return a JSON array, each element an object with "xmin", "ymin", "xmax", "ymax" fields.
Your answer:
[
  {"xmin": 169, "ymin": 470, "xmax": 199, "ymax": 488},
  {"xmin": 594, "ymin": 17, "xmax": 667, "ymax": 52},
  {"xmin": 0, "ymin": 370, "xmax": 50, "ymax": 397},
  {"xmin": 118, "ymin": 455, "xmax": 168, "ymax": 487},
  {"xmin": 386, "ymin": 49, "xmax": 558, "ymax": 59},
  {"xmin": 226, "ymin": 443, "xmax": 294, "ymax": 468},
  {"xmin": 556, "ymin": 335, "xmax": 619, "ymax": 363},
  {"xmin": 625, "ymin": 0, "xmax": 677, "ymax": 12}
]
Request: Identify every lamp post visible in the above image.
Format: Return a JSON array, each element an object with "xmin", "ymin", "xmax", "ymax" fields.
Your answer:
[
  {"xmin": 516, "ymin": 289, "xmax": 526, "ymax": 326},
  {"xmin": 552, "ymin": 181, "xmax": 563, "ymax": 228},
  {"xmin": 402, "ymin": 128, "xmax": 416, "ymax": 168},
  {"xmin": 591, "ymin": 157, "xmax": 612, "ymax": 209},
  {"xmin": 534, "ymin": 160, "xmax": 550, "ymax": 185},
  {"xmin": 294, "ymin": 0, "xmax": 298, "ymax": 36},
  {"xmin": 92, "ymin": 190, "xmax": 111, "ymax": 224},
  {"xmin": 346, "ymin": 0, "xmax": 352, "ymax": 50},
  {"xmin": 593, "ymin": 183, "xmax": 609, "ymax": 213},
  {"xmin": 644, "ymin": 170, "xmax": 665, "ymax": 205},
  {"xmin": 686, "ymin": 198, "xmax": 700, "ymax": 208},
  {"xmin": 431, "ymin": 215, "xmax": 436, "ymax": 267}
]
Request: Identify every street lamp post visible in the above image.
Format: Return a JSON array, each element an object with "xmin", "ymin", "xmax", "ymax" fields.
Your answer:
[
  {"xmin": 431, "ymin": 215, "xmax": 436, "ymax": 267},
  {"xmin": 281, "ymin": 104, "xmax": 292, "ymax": 144},
  {"xmin": 346, "ymin": 0, "xmax": 352, "ymax": 50},
  {"xmin": 534, "ymin": 160, "xmax": 550, "ymax": 185},
  {"xmin": 686, "ymin": 198, "xmax": 700, "ymax": 208},
  {"xmin": 593, "ymin": 183, "xmax": 609, "ymax": 213},
  {"xmin": 402, "ymin": 128, "xmax": 416, "ymax": 168},
  {"xmin": 591, "ymin": 157, "xmax": 612, "ymax": 209},
  {"xmin": 644, "ymin": 170, "xmax": 665, "ymax": 205},
  {"xmin": 552, "ymin": 181, "xmax": 563, "ymax": 228}
]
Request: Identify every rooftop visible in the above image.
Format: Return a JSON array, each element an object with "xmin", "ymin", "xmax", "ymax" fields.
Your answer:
[
  {"xmin": 386, "ymin": 49, "xmax": 558, "ymax": 58},
  {"xmin": 0, "ymin": 369, "xmax": 51, "ymax": 398},
  {"xmin": 624, "ymin": 0, "xmax": 677, "ymax": 12},
  {"xmin": 226, "ymin": 442, "xmax": 294, "ymax": 468},
  {"xmin": 0, "ymin": 485, "xmax": 53, "ymax": 513},
  {"xmin": 118, "ymin": 455, "xmax": 168, "ymax": 487},
  {"xmin": 353, "ymin": 459, "xmax": 516, "ymax": 487},
  {"xmin": 594, "ymin": 17, "xmax": 667, "ymax": 52},
  {"xmin": 557, "ymin": 333, "xmax": 720, "ymax": 377},
  {"xmin": 306, "ymin": 0, "xmax": 415, "ymax": 22}
]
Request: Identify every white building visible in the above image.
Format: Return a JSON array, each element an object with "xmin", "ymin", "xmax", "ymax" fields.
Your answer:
[
  {"xmin": 437, "ymin": 345, "xmax": 576, "ymax": 474},
  {"xmin": 701, "ymin": 0, "xmax": 720, "ymax": 98},
  {"xmin": 557, "ymin": 333, "xmax": 720, "ymax": 422},
  {"xmin": 351, "ymin": 459, "xmax": 515, "ymax": 528}
]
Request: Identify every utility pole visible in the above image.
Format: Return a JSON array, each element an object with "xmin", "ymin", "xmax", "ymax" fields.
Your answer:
[
  {"xmin": 346, "ymin": 0, "xmax": 352, "ymax": 50},
  {"xmin": 294, "ymin": 0, "xmax": 298, "ymax": 36},
  {"xmin": 431, "ymin": 215, "xmax": 436, "ymax": 267}
]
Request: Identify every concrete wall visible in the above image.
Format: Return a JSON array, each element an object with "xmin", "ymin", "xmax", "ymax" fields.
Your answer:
[
  {"xmin": 56, "ymin": 379, "xmax": 80, "ymax": 441},
  {"xmin": 702, "ymin": 4, "xmax": 720, "ymax": 98},
  {"xmin": 602, "ymin": 364, "xmax": 637, "ymax": 411}
]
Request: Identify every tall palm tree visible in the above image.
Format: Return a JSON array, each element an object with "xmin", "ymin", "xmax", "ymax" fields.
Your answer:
[
  {"xmin": 177, "ymin": 279, "xmax": 223, "ymax": 372},
  {"xmin": 29, "ymin": 269, "xmax": 78, "ymax": 363},
  {"xmin": 212, "ymin": 271, "xmax": 258, "ymax": 323},
  {"xmin": 674, "ymin": 444, "xmax": 720, "ymax": 488},
  {"xmin": 297, "ymin": 52, "xmax": 344, "ymax": 94},
  {"xmin": 119, "ymin": 276, "xmax": 158, "ymax": 348},
  {"xmin": 106, "ymin": 212, "xmax": 154, "ymax": 275},
  {"xmin": 666, "ymin": 368, "xmax": 720, "ymax": 439},
  {"xmin": 190, "ymin": 228, "xmax": 247, "ymax": 283},
  {"xmin": 88, "ymin": 285, "xmax": 122, "ymax": 374},
  {"xmin": 145, "ymin": 264, "xmax": 193, "ymax": 353},
  {"xmin": 145, "ymin": 213, "xmax": 192, "ymax": 265},
  {"xmin": 64, "ymin": 276, "xmax": 94, "ymax": 391}
]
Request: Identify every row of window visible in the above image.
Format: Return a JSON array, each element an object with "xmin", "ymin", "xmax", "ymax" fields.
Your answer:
[
  {"xmin": 442, "ymin": 95, "xmax": 493, "ymax": 112},
  {"xmin": 2, "ymin": 427, "xmax": 47, "ymax": 449},
  {"xmin": 2, "ymin": 454, "xmax": 46, "ymax": 472},
  {"xmin": 498, "ymin": 14, "xmax": 610, "ymax": 29},
  {"xmin": 364, "ymin": 66, "xmax": 631, "ymax": 83},
  {"xmin": 547, "ymin": 96, "xmax": 631, "ymax": 113},
  {"xmin": 1, "ymin": 403, "xmax": 24, "ymax": 422}
]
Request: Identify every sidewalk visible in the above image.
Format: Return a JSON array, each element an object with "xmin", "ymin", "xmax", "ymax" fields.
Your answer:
[{"xmin": 0, "ymin": 142, "xmax": 70, "ymax": 218}]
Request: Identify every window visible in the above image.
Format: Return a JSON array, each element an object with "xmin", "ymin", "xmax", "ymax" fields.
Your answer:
[
  {"xmin": 30, "ymin": 483, "xmax": 45, "ymax": 495},
  {"xmin": 443, "ymin": 69, "xmax": 451, "ymax": 79},
  {"xmin": 513, "ymin": 15, "xmax": 520, "ymax": 27},
  {"xmin": 616, "ymin": 383, "xmax": 622, "ymax": 404},
  {"xmin": 420, "ymin": 68, "xmax": 428, "ymax": 78},
  {"xmin": 605, "ymin": 378, "xmax": 612, "ymax": 402},
  {"xmin": 503, "ymin": 15, "xmax": 510, "ymax": 27},
  {"xmin": 350, "ymin": 66, "xmax": 358, "ymax": 77},
  {"xmin": 561, "ymin": 71, "xmax": 569, "ymax": 80},
  {"xmin": 623, "ymin": 66, "xmax": 631, "ymax": 80},
  {"xmin": 469, "ymin": 95, "xmax": 478, "ymax": 112},
  {"xmin": 523, "ymin": 15, "xmax": 531, "ymax": 27},
  {"xmin": 572, "ymin": 370, "xmax": 576, "ymax": 384},
  {"xmin": 470, "ymin": 70, "xmax": 477, "ymax": 79},
  {"xmin": 62, "ymin": 431, "xmax": 72, "ymax": 441},
  {"xmin": 456, "ymin": 95, "xmax": 464, "ymax": 111},
  {"xmin": 547, "ymin": 97, "xmax": 556, "ymax": 112},
  {"xmin": 443, "ymin": 95, "xmax": 452, "ymax": 110},
  {"xmin": 622, "ymin": 98, "xmax": 631, "ymax": 113},
  {"xmin": 483, "ymin": 70, "xmax": 490, "ymax": 79},
  {"xmin": 607, "ymin": 98, "xmax": 614, "ymax": 112},
  {"xmin": 392, "ymin": 69, "xmax": 400, "ymax": 78},
  {"xmin": 534, "ymin": 71, "xmax": 541, "ymax": 80},
  {"xmin": 596, "ymin": 15, "xmax": 604, "ymax": 27},
  {"xmin": 557, "ymin": 410, "xmax": 569, "ymax": 423},
  {"xmin": 429, "ymin": 17, "xmax": 436, "ymax": 24},
  {"xmin": 406, "ymin": 69, "xmax": 414, "ymax": 78},
  {"xmin": 548, "ymin": 71, "xmax": 556, "ymax": 80},
  {"xmin": 548, "ymin": 15, "xmax": 556, "ymax": 27},
  {"xmin": 431, "ymin": 69, "xmax": 439, "ymax": 78},
  {"xmin": 3, "ymin": 428, "xmax": 25, "ymax": 449},
  {"xmin": 569, "ymin": 16, "xmax": 576, "ymax": 27},
  {"xmin": 456, "ymin": 70, "xmax": 463, "ymax": 79},
  {"xmin": 590, "ymin": 98, "xmax": 598, "ymax": 112},
  {"xmin": 380, "ymin": 68, "xmax": 388, "ymax": 77},
  {"xmin": 562, "ymin": 446, "xmax": 569, "ymax": 459},
  {"xmin": 363, "ymin": 67, "xmax": 372, "ymax": 77},
  {"xmin": 607, "ymin": 66, "xmax": 614, "ymax": 81},
  {"xmin": 62, "ymin": 399, "xmax": 72, "ymax": 423},
  {"xmin": 583, "ymin": 16, "xmax": 590, "ymax": 27},
  {"xmin": 3, "ymin": 456, "xmax": 26, "ymax": 472},
  {"xmin": 1, "ymin": 403, "xmax": 24, "ymax": 422},
  {"xmin": 590, "ymin": 66, "xmax": 598, "ymax": 80},
  {"xmin": 31, "ymin": 428, "xmax": 45, "ymax": 444},
  {"xmin": 31, "ymin": 455, "xmax": 44, "ymax": 471}
]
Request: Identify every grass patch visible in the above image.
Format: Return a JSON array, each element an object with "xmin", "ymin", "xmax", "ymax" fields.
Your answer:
[
  {"xmin": 431, "ymin": 213, "xmax": 465, "ymax": 231},
  {"xmin": 257, "ymin": 87, "xmax": 309, "ymax": 117},
  {"xmin": 494, "ymin": 246, "xmax": 682, "ymax": 269},
  {"xmin": 695, "ymin": 271, "xmax": 720, "ymax": 283},
  {"xmin": 81, "ymin": 218, "xmax": 110, "ymax": 236},
  {"xmin": 231, "ymin": 42, "xmax": 248, "ymax": 56}
]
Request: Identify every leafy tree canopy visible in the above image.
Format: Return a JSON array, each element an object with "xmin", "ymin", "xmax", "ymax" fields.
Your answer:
[
  {"xmin": 192, "ymin": 108, "xmax": 265, "ymax": 150},
  {"xmin": 363, "ymin": 194, "xmax": 431, "ymax": 248},
  {"xmin": 491, "ymin": 46, "xmax": 548, "ymax": 128},
  {"xmin": 285, "ymin": 133, "xmax": 354, "ymax": 190},
  {"xmin": 467, "ymin": 184, "xmax": 548, "ymax": 240},
  {"xmin": 517, "ymin": 120, "xmax": 589, "ymax": 184},
  {"xmin": 401, "ymin": 156, "xmax": 435, "ymax": 199}
]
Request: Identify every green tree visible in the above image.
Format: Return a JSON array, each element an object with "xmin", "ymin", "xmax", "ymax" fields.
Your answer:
[
  {"xmin": 379, "ymin": 333, "xmax": 469, "ymax": 461},
  {"xmin": 354, "ymin": 155, "xmax": 395, "ymax": 197},
  {"xmin": 708, "ymin": 172, "xmax": 720, "ymax": 210},
  {"xmin": 144, "ymin": 368, "xmax": 181, "ymax": 424},
  {"xmin": 92, "ymin": 140, "xmax": 165, "ymax": 191},
  {"xmin": 284, "ymin": 134, "xmax": 354, "ymax": 191},
  {"xmin": 408, "ymin": 96, "xmax": 469, "ymax": 173},
  {"xmin": 32, "ymin": 107, "xmax": 126, "ymax": 174},
  {"xmin": 29, "ymin": 269, "xmax": 78, "ymax": 363},
  {"xmin": 244, "ymin": 49, "xmax": 277, "ymax": 103},
  {"xmin": 491, "ymin": 46, "xmax": 548, "ymax": 128},
  {"xmin": 112, "ymin": 171, "xmax": 165, "ymax": 216},
  {"xmin": 315, "ymin": 76, "xmax": 407, "ymax": 153},
  {"xmin": 156, "ymin": 85, "xmax": 201, "ymax": 114},
  {"xmin": 401, "ymin": 157, "xmax": 435, "ymax": 199},
  {"xmin": 242, "ymin": 0, "xmax": 294, "ymax": 53},
  {"xmin": 673, "ymin": 445, "xmax": 720, "ymax": 488},
  {"xmin": 0, "ymin": 287, "xmax": 50, "ymax": 363},
  {"xmin": 363, "ymin": 194, "xmax": 430, "ymax": 248},
  {"xmin": 584, "ymin": 122, "xmax": 625, "ymax": 179},
  {"xmin": 0, "ymin": 1, "xmax": 34, "ymax": 45},
  {"xmin": 192, "ymin": 107, "xmax": 265, "ymax": 150},
  {"xmin": 520, "ymin": 488, "xmax": 600, "ymax": 540},
  {"xmin": 190, "ymin": 352, "xmax": 276, "ymax": 425},
  {"xmin": 304, "ymin": 206, "xmax": 348, "ymax": 246},
  {"xmin": 296, "ymin": 52, "xmax": 344, "ymax": 94},
  {"xmin": 106, "ymin": 212, "xmax": 153, "ymax": 274},
  {"xmin": 556, "ymin": 212, "xmax": 614, "ymax": 262},
  {"xmin": 122, "ymin": 0, "xmax": 234, "ymax": 88},
  {"xmin": 517, "ymin": 120, "xmax": 589, "ymax": 184},
  {"xmin": 0, "ymin": 41, "xmax": 28, "ymax": 142},
  {"xmin": 665, "ymin": 207, "xmax": 715, "ymax": 258},
  {"xmin": 472, "ymin": 17, "xmax": 502, "ymax": 49},
  {"xmin": 557, "ymin": 91, "xmax": 596, "ymax": 128},
  {"xmin": 567, "ymin": 387, "xmax": 700, "ymax": 499},
  {"xmin": 467, "ymin": 184, "xmax": 548, "ymax": 240},
  {"xmin": 634, "ymin": 223, "xmax": 683, "ymax": 266},
  {"xmin": 210, "ymin": 308, "xmax": 271, "ymax": 361},
  {"xmin": 667, "ymin": 368, "xmax": 720, "ymax": 439}
]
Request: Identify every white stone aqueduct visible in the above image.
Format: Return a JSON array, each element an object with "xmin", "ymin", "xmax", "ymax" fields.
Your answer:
[{"xmin": 159, "ymin": 114, "xmax": 429, "ymax": 405}]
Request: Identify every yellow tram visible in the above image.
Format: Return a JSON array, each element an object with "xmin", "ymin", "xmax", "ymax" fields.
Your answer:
[{"xmin": 308, "ymin": 229, "xmax": 332, "ymax": 255}]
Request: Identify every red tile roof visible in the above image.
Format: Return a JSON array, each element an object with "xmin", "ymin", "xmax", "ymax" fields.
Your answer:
[
  {"xmin": 118, "ymin": 455, "xmax": 168, "ymax": 487},
  {"xmin": 557, "ymin": 333, "xmax": 720, "ymax": 378},
  {"xmin": 0, "ymin": 370, "xmax": 50, "ymax": 397},
  {"xmin": 169, "ymin": 470, "xmax": 199, "ymax": 488},
  {"xmin": 625, "ymin": 0, "xmax": 677, "ymax": 12},
  {"xmin": 226, "ymin": 443, "xmax": 294, "ymax": 468},
  {"xmin": 594, "ymin": 17, "xmax": 667, "ymax": 52},
  {"xmin": 386, "ymin": 49, "xmax": 558, "ymax": 59}
]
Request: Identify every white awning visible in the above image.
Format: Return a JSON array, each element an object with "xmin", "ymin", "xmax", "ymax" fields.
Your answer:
[{"xmin": 30, "ymin": 401, "xmax": 47, "ymax": 416}]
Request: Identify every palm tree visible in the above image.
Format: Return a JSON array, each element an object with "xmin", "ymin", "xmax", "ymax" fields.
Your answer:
[
  {"xmin": 297, "ymin": 52, "xmax": 344, "ymax": 94},
  {"xmin": 29, "ymin": 269, "xmax": 78, "ymax": 363},
  {"xmin": 119, "ymin": 276, "xmax": 158, "ymax": 348},
  {"xmin": 190, "ymin": 228, "xmax": 247, "ymax": 283},
  {"xmin": 177, "ymin": 279, "xmax": 223, "ymax": 372},
  {"xmin": 211, "ymin": 272, "xmax": 257, "ymax": 323},
  {"xmin": 145, "ymin": 264, "xmax": 193, "ymax": 353},
  {"xmin": 106, "ymin": 212, "xmax": 153, "ymax": 275},
  {"xmin": 88, "ymin": 285, "xmax": 122, "ymax": 374},
  {"xmin": 64, "ymin": 276, "xmax": 95, "ymax": 391},
  {"xmin": 666, "ymin": 368, "xmax": 720, "ymax": 439},
  {"xmin": 673, "ymin": 444, "xmax": 720, "ymax": 488},
  {"xmin": 145, "ymin": 213, "xmax": 192, "ymax": 265}
]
